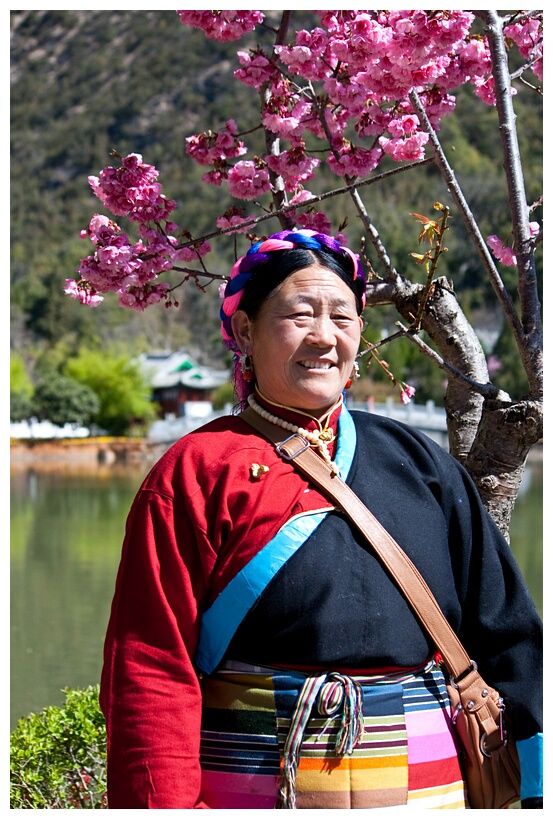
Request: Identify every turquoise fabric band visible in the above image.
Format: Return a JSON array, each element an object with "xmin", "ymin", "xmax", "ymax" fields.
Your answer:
[
  {"xmin": 194, "ymin": 407, "xmax": 357, "ymax": 675},
  {"xmin": 517, "ymin": 733, "xmax": 543, "ymax": 800}
]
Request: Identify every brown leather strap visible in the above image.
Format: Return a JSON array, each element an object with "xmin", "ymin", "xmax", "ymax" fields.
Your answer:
[{"xmin": 240, "ymin": 406, "xmax": 473, "ymax": 681}]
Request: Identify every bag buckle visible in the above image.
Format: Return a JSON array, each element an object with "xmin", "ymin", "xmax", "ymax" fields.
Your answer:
[
  {"xmin": 480, "ymin": 717, "xmax": 509, "ymax": 756},
  {"xmin": 275, "ymin": 434, "xmax": 310, "ymax": 460},
  {"xmin": 449, "ymin": 659, "xmax": 478, "ymax": 689},
  {"xmin": 451, "ymin": 703, "xmax": 463, "ymax": 725}
]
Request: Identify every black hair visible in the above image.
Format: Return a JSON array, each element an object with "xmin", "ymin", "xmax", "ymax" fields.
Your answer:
[{"xmin": 238, "ymin": 246, "xmax": 364, "ymax": 319}]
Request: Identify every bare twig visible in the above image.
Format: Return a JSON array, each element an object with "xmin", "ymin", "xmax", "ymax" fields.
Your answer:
[
  {"xmin": 408, "ymin": 88, "xmax": 524, "ymax": 347},
  {"xmin": 394, "ymin": 322, "xmax": 508, "ymax": 400}
]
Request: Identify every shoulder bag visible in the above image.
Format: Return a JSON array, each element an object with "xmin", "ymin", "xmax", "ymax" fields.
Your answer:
[{"xmin": 240, "ymin": 407, "xmax": 521, "ymax": 809}]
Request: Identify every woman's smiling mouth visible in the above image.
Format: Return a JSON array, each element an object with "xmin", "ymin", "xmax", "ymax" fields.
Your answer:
[{"xmin": 298, "ymin": 360, "xmax": 333, "ymax": 370}]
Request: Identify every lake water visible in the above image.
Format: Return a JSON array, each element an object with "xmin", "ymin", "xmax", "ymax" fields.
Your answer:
[{"xmin": 10, "ymin": 455, "xmax": 543, "ymax": 731}]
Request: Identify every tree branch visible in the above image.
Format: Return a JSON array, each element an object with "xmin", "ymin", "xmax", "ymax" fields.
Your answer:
[
  {"xmin": 478, "ymin": 10, "xmax": 543, "ymax": 397},
  {"xmin": 392, "ymin": 321, "xmax": 508, "ymax": 401},
  {"xmin": 408, "ymin": 89, "xmax": 525, "ymax": 346},
  {"xmin": 173, "ymin": 159, "xmax": 434, "ymax": 252},
  {"xmin": 262, "ymin": 11, "xmax": 295, "ymax": 230}
]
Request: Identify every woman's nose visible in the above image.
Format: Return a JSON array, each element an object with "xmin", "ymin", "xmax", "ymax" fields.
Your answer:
[{"xmin": 308, "ymin": 316, "xmax": 335, "ymax": 346}]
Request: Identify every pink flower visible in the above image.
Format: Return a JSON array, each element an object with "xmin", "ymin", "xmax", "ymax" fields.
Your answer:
[
  {"xmin": 64, "ymin": 279, "xmax": 104, "ymax": 307},
  {"xmin": 235, "ymin": 52, "xmax": 275, "ymax": 89},
  {"xmin": 176, "ymin": 10, "xmax": 264, "ymax": 42},
  {"xmin": 400, "ymin": 384, "xmax": 416, "ymax": 404},
  {"xmin": 504, "ymin": 17, "xmax": 543, "ymax": 81},
  {"xmin": 84, "ymin": 214, "xmax": 113, "ymax": 241},
  {"xmin": 117, "ymin": 282, "xmax": 171, "ymax": 311},
  {"xmin": 387, "ymin": 114, "xmax": 420, "ymax": 138},
  {"xmin": 171, "ymin": 239, "xmax": 212, "ymax": 263},
  {"xmin": 294, "ymin": 210, "xmax": 333, "ymax": 235},
  {"xmin": 486, "ymin": 235, "xmax": 517, "ymax": 267},
  {"xmin": 227, "ymin": 161, "xmax": 271, "ymax": 200},
  {"xmin": 265, "ymin": 148, "xmax": 320, "ymax": 189},
  {"xmin": 276, "ymin": 44, "xmax": 332, "ymax": 82},
  {"xmin": 186, "ymin": 121, "xmax": 246, "ymax": 166},
  {"xmin": 260, "ymin": 97, "xmax": 312, "ymax": 140},
  {"xmin": 289, "ymin": 189, "xmax": 316, "ymax": 205},
  {"xmin": 473, "ymin": 76, "xmax": 498, "ymax": 106},
  {"xmin": 201, "ymin": 170, "xmax": 226, "ymax": 186},
  {"xmin": 88, "ymin": 154, "xmax": 176, "ymax": 225},
  {"xmin": 216, "ymin": 211, "xmax": 253, "ymax": 234},
  {"xmin": 379, "ymin": 132, "xmax": 429, "ymax": 161},
  {"xmin": 327, "ymin": 145, "xmax": 382, "ymax": 177},
  {"xmin": 323, "ymin": 77, "xmax": 371, "ymax": 118}
]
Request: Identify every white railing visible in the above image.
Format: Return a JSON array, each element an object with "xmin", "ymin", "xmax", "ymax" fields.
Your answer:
[
  {"xmin": 349, "ymin": 398, "xmax": 448, "ymax": 447},
  {"xmin": 350, "ymin": 397, "xmax": 446, "ymax": 428},
  {"xmin": 11, "ymin": 399, "xmax": 449, "ymax": 448},
  {"xmin": 10, "ymin": 419, "xmax": 90, "ymax": 439}
]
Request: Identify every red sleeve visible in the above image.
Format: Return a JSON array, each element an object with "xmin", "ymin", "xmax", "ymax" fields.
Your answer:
[
  {"xmin": 98, "ymin": 418, "xmax": 329, "ymax": 807},
  {"xmin": 99, "ymin": 487, "xmax": 211, "ymax": 808}
]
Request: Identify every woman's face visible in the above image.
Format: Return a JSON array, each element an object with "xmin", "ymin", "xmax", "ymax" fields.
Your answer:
[{"xmin": 231, "ymin": 264, "xmax": 363, "ymax": 416}]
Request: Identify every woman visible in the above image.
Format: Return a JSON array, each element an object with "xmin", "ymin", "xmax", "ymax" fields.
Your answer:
[{"xmin": 100, "ymin": 229, "xmax": 542, "ymax": 809}]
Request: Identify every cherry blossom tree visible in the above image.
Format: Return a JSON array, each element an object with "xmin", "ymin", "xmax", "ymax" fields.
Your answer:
[{"xmin": 66, "ymin": 9, "xmax": 543, "ymax": 537}]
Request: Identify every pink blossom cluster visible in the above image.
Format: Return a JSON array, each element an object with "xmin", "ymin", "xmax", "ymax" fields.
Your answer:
[
  {"xmin": 216, "ymin": 207, "xmax": 253, "ymax": 235},
  {"xmin": 227, "ymin": 160, "xmax": 272, "ymax": 201},
  {"xmin": 294, "ymin": 210, "xmax": 333, "ymax": 237},
  {"xmin": 88, "ymin": 153, "xmax": 177, "ymax": 223},
  {"xmin": 185, "ymin": 120, "xmax": 247, "ymax": 168},
  {"xmin": 175, "ymin": 10, "xmax": 264, "ymax": 42},
  {"xmin": 265, "ymin": 146, "xmax": 320, "ymax": 188},
  {"xmin": 64, "ymin": 278, "xmax": 104, "ymax": 308},
  {"xmin": 67, "ymin": 157, "xmax": 212, "ymax": 310},
  {"xmin": 69, "ymin": 11, "xmax": 543, "ymax": 315},
  {"xmin": 327, "ymin": 144, "xmax": 382, "ymax": 177},
  {"xmin": 486, "ymin": 235, "xmax": 517, "ymax": 267},
  {"xmin": 486, "ymin": 222, "xmax": 540, "ymax": 267},
  {"xmin": 400, "ymin": 384, "xmax": 417, "ymax": 405},
  {"xmin": 235, "ymin": 50, "xmax": 276, "ymax": 89},
  {"xmin": 177, "ymin": 9, "xmax": 541, "ymax": 236},
  {"xmin": 504, "ymin": 16, "xmax": 543, "ymax": 80}
]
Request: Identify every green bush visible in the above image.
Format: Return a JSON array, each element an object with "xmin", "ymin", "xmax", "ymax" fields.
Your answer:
[
  {"xmin": 65, "ymin": 349, "xmax": 158, "ymax": 436},
  {"xmin": 10, "ymin": 391, "xmax": 33, "ymax": 423},
  {"xmin": 211, "ymin": 379, "xmax": 235, "ymax": 410},
  {"xmin": 32, "ymin": 373, "xmax": 101, "ymax": 428},
  {"xmin": 10, "ymin": 685, "xmax": 107, "ymax": 809}
]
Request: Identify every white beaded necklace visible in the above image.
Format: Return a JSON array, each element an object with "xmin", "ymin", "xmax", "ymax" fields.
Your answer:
[{"xmin": 247, "ymin": 393, "xmax": 339, "ymax": 474}]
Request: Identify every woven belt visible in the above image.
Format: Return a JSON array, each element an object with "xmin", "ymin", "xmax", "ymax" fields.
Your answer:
[{"xmin": 278, "ymin": 671, "xmax": 364, "ymax": 809}]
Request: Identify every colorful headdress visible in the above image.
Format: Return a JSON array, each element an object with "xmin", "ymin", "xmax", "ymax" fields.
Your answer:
[{"xmin": 220, "ymin": 228, "xmax": 366, "ymax": 407}]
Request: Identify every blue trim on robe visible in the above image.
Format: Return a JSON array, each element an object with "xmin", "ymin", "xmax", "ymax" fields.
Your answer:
[
  {"xmin": 517, "ymin": 733, "xmax": 543, "ymax": 800},
  {"xmin": 194, "ymin": 407, "xmax": 357, "ymax": 676}
]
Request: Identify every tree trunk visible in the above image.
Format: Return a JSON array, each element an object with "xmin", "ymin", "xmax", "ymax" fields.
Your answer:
[
  {"xmin": 464, "ymin": 398, "xmax": 543, "ymax": 540},
  {"xmin": 365, "ymin": 276, "xmax": 487, "ymax": 461},
  {"xmin": 364, "ymin": 275, "xmax": 542, "ymax": 536}
]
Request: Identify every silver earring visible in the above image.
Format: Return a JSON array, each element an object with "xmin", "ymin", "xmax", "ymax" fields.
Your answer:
[
  {"xmin": 345, "ymin": 361, "xmax": 360, "ymax": 390},
  {"xmin": 239, "ymin": 352, "xmax": 254, "ymax": 382}
]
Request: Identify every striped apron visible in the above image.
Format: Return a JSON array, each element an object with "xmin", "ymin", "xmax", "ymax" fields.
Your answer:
[{"xmin": 199, "ymin": 658, "xmax": 468, "ymax": 809}]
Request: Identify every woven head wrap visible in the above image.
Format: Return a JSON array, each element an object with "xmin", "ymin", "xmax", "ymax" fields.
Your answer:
[{"xmin": 220, "ymin": 229, "xmax": 367, "ymax": 407}]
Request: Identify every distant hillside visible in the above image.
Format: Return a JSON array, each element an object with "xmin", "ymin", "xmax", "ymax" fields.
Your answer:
[
  {"xmin": 11, "ymin": 9, "xmax": 266, "ymax": 364},
  {"xmin": 10, "ymin": 10, "xmax": 542, "ymax": 371}
]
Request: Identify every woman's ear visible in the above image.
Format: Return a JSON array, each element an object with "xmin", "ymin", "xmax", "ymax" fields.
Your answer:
[{"xmin": 231, "ymin": 310, "xmax": 253, "ymax": 352}]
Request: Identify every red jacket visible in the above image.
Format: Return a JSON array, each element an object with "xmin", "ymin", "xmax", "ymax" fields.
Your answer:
[{"xmin": 100, "ymin": 410, "xmax": 338, "ymax": 808}]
